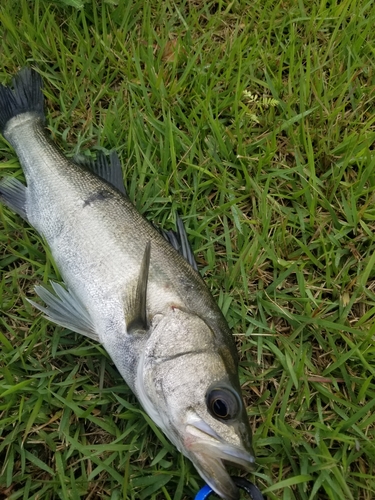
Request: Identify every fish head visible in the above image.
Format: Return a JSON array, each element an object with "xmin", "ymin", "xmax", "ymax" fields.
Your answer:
[{"xmin": 138, "ymin": 308, "xmax": 255, "ymax": 500}]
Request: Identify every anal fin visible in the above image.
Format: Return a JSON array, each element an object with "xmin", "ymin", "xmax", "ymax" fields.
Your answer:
[{"xmin": 0, "ymin": 176, "xmax": 28, "ymax": 220}]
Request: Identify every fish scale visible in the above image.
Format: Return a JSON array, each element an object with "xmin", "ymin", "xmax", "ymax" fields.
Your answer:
[{"xmin": 0, "ymin": 67, "xmax": 255, "ymax": 500}]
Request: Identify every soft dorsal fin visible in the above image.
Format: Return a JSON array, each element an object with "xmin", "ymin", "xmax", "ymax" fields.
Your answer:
[
  {"xmin": 28, "ymin": 281, "xmax": 99, "ymax": 341},
  {"xmin": 125, "ymin": 241, "xmax": 151, "ymax": 334},
  {"xmin": 75, "ymin": 151, "xmax": 127, "ymax": 196},
  {"xmin": 158, "ymin": 215, "xmax": 198, "ymax": 272}
]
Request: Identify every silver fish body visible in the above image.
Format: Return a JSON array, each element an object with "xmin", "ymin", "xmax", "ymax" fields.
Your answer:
[{"xmin": 0, "ymin": 68, "xmax": 254, "ymax": 499}]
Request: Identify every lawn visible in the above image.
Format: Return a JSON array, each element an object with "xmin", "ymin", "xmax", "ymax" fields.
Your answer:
[{"xmin": 1, "ymin": 0, "xmax": 375, "ymax": 499}]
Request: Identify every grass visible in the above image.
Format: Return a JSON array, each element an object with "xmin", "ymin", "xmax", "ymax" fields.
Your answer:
[{"xmin": 1, "ymin": 0, "xmax": 375, "ymax": 498}]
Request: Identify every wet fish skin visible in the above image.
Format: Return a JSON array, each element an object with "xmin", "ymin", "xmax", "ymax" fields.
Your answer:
[{"xmin": 0, "ymin": 68, "xmax": 255, "ymax": 500}]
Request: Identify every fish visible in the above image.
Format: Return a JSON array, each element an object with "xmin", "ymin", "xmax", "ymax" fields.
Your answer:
[{"xmin": 0, "ymin": 67, "xmax": 255, "ymax": 500}]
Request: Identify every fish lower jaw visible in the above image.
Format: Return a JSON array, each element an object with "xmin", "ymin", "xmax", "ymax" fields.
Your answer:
[
  {"xmin": 183, "ymin": 424, "xmax": 255, "ymax": 500},
  {"xmin": 186, "ymin": 448, "xmax": 240, "ymax": 500}
]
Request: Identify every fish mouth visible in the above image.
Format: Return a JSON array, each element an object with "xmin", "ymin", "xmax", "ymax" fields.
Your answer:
[{"xmin": 185, "ymin": 419, "xmax": 255, "ymax": 500}]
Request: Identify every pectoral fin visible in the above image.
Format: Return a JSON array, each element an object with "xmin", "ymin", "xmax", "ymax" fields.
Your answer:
[
  {"xmin": 28, "ymin": 281, "xmax": 99, "ymax": 341},
  {"xmin": 125, "ymin": 241, "xmax": 151, "ymax": 334}
]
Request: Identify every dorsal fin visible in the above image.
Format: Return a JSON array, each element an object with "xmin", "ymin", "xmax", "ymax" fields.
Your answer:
[
  {"xmin": 157, "ymin": 215, "xmax": 198, "ymax": 271},
  {"xmin": 76, "ymin": 152, "xmax": 198, "ymax": 271},
  {"xmin": 75, "ymin": 151, "xmax": 127, "ymax": 196}
]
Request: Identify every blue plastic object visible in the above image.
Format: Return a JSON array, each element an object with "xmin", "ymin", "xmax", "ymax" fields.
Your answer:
[
  {"xmin": 195, "ymin": 484, "xmax": 213, "ymax": 500},
  {"xmin": 194, "ymin": 477, "xmax": 264, "ymax": 500}
]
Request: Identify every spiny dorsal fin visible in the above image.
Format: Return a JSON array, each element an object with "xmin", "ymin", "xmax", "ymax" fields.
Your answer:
[
  {"xmin": 158, "ymin": 215, "xmax": 198, "ymax": 271},
  {"xmin": 75, "ymin": 151, "xmax": 127, "ymax": 196},
  {"xmin": 125, "ymin": 241, "xmax": 151, "ymax": 334}
]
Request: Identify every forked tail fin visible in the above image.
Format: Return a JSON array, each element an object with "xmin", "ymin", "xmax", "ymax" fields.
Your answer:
[{"xmin": 0, "ymin": 67, "xmax": 45, "ymax": 134}]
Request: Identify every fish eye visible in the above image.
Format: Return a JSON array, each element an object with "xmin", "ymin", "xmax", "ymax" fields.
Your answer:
[{"xmin": 206, "ymin": 387, "xmax": 240, "ymax": 421}]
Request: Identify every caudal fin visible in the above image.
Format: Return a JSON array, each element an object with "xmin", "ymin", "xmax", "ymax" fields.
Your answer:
[{"xmin": 0, "ymin": 67, "xmax": 45, "ymax": 134}]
